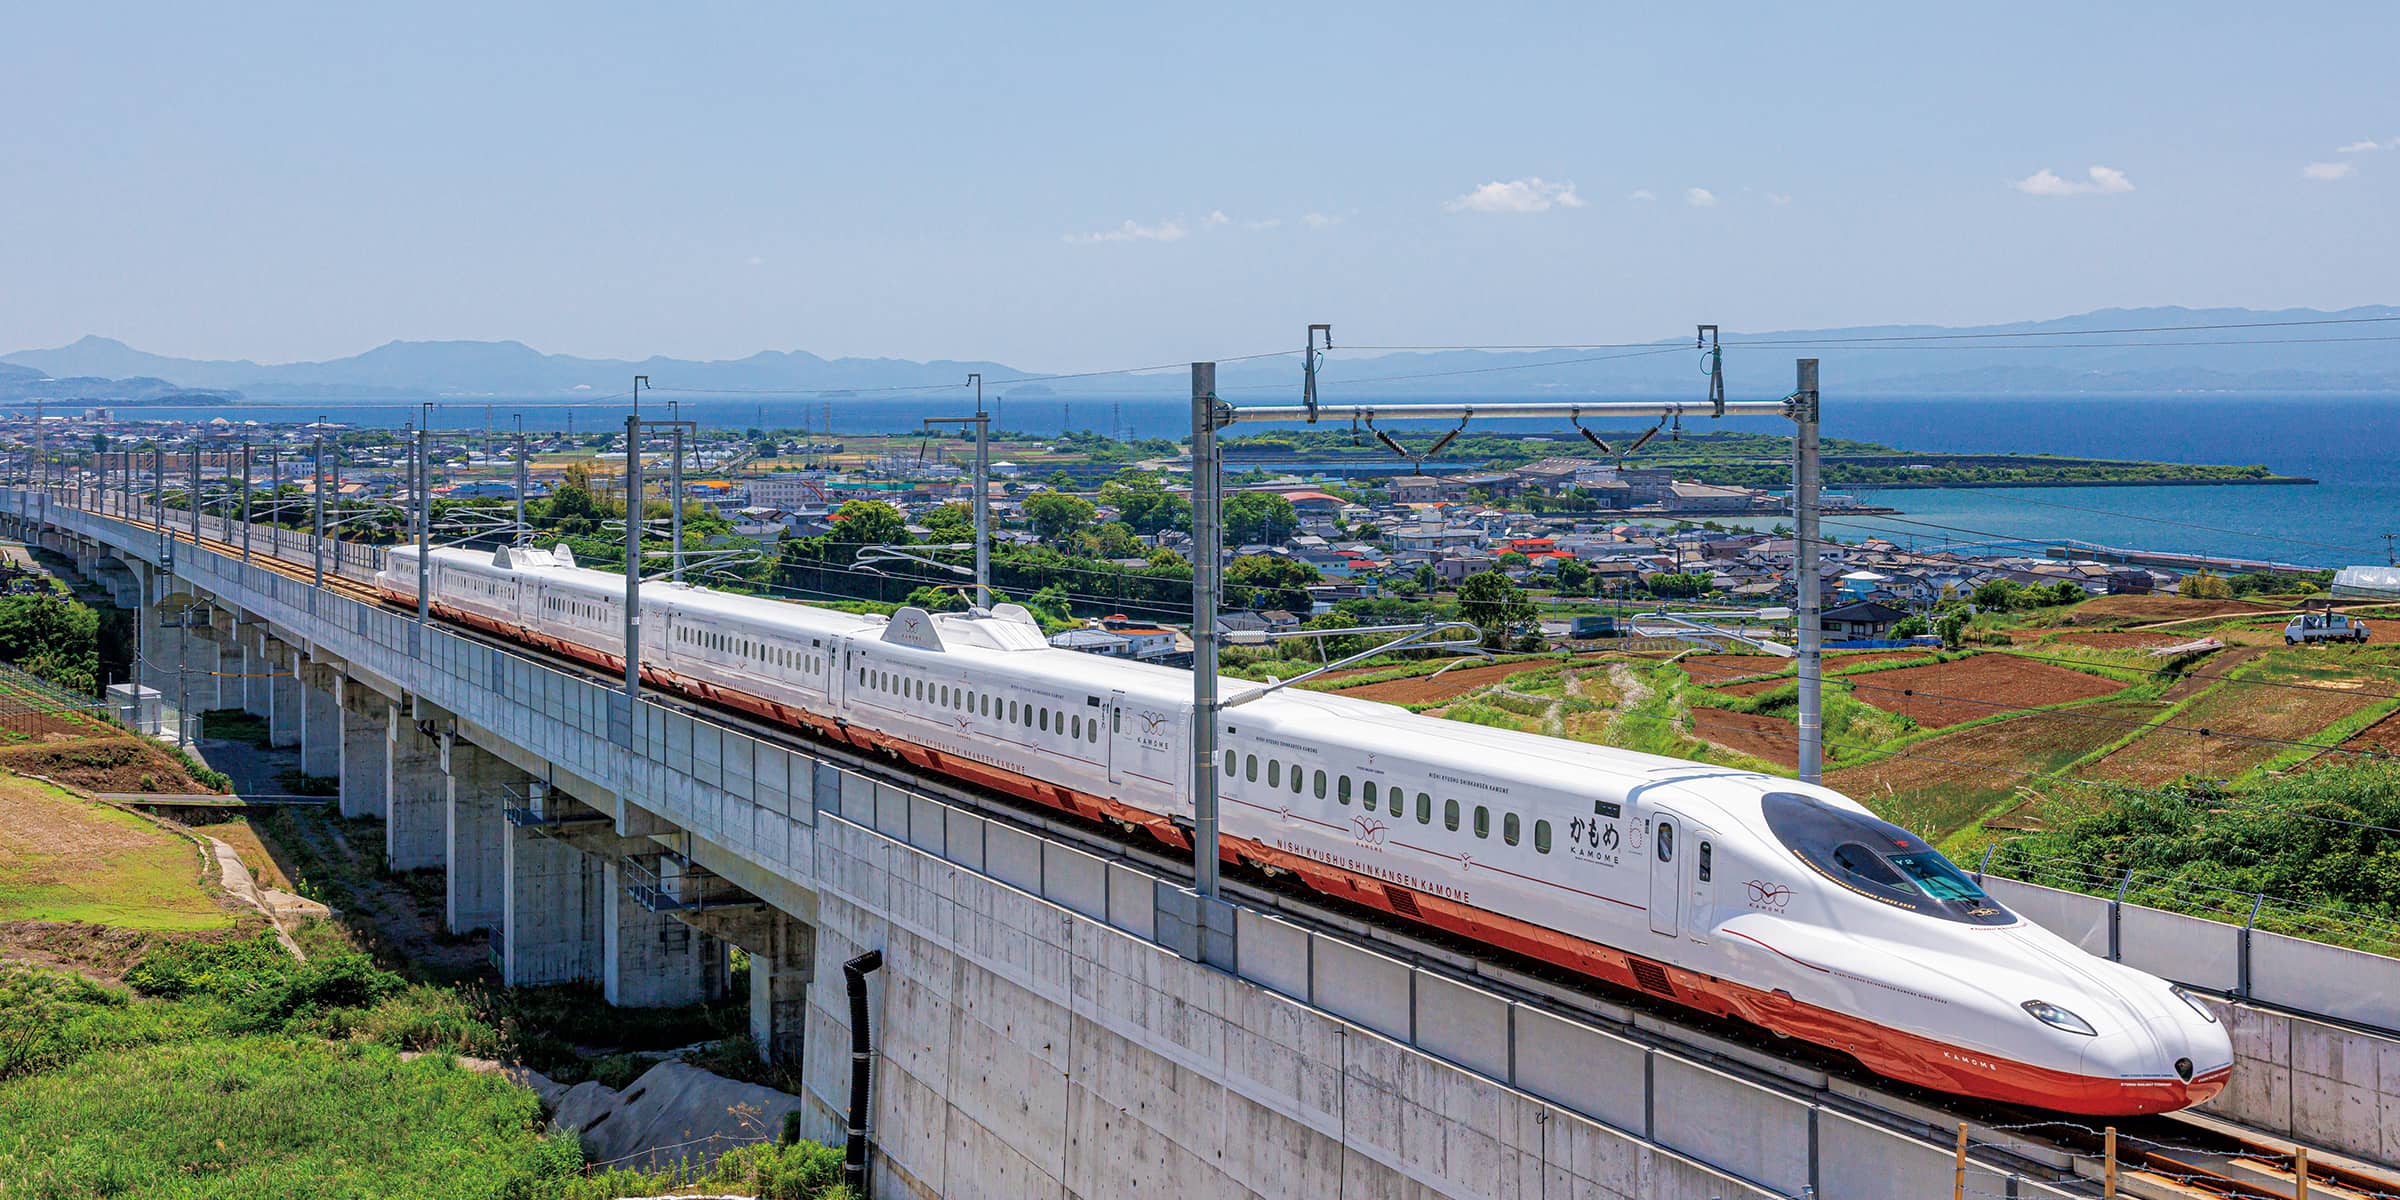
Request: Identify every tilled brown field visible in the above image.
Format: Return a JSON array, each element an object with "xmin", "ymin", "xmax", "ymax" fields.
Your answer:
[
  {"xmin": 2053, "ymin": 595, "xmax": 2285, "ymax": 628},
  {"xmin": 1844, "ymin": 654, "xmax": 2126, "ymax": 729},
  {"xmin": 1689, "ymin": 707, "xmax": 1798, "ymax": 768},
  {"xmin": 1334, "ymin": 660, "xmax": 1554, "ymax": 706}
]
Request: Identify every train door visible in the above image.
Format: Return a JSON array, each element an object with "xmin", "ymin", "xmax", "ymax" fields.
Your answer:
[
  {"xmin": 1648, "ymin": 813, "xmax": 1681, "ymax": 937},
  {"xmin": 1105, "ymin": 689, "xmax": 1127, "ymax": 786},
  {"xmin": 1684, "ymin": 820, "xmax": 1718, "ymax": 944}
]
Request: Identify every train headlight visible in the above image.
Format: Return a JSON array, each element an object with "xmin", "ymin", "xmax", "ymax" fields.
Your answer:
[
  {"xmin": 2021, "ymin": 999, "xmax": 2098, "ymax": 1037},
  {"xmin": 2171, "ymin": 986, "xmax": 2220, "ymax": 1024}
]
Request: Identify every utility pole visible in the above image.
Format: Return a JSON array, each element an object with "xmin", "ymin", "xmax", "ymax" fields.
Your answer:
[
  {"xmin": 922, "ymin": 372, "xmax": 992, "ymax": 607},
  {"xmin": 241, "ymin": 441, "xmax": 252, "ymax": 563},
  {"xmin": 312, "ymin": 417, "xmax": 327, "ymax": 586},
  {"xmin": 187, "ymin": 443, "xmax": 200, "ymax": 549},
  {"xmin": 415, "ymin": 420, "xmax": 431, "ymax": 624},
  {"xmin": 1792, "ymin": 359, "xmax": 1824, "ymax": 785},
  {"xmin": 514, "ymin": 414, "xmax": 527, "ymax": 543},
  {"xmin": 668, "ymin": 399, "xmax": 683, "ymax": 583},
  {"xmin": 1189, "ymin": 362, "xmax": 1223, "ymax": 902},
  {"xmin": 152, "ymin": 446, "xmax": 167, "ymax": 573},
  {"xmin": 622, "ymin": 414, "xmax": 644, "ymax": 703}
]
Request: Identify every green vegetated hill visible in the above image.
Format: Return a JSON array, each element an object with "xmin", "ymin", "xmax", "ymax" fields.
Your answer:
[{"xmin": 0, "ymin": 937, "xmax": 858, "ymax": 1200}]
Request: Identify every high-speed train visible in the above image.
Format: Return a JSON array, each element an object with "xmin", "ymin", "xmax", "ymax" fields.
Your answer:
[{"xmin": 383, "ymin": 543, "xmax": 2231, "ymax": 1115}]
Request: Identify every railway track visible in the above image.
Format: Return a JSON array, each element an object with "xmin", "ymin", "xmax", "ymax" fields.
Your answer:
[{"xmin": 105, "ymin": 509, "xmax": 2400, "ymax": 1198}]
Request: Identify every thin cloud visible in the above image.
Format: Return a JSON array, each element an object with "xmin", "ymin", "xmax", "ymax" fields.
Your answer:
[
  {"xmin": 2336, "ymin": 140, "xmax": 2383, "ymax": 154},
  {"xmin": 1764, "ymin": 192, "xmax": 1792, "ymax": 206},
  {"xmin": 1065, "ymin": 218, "xmax": 1190, "ymax": 244},
  {"xmin": 1684, "ymin": 187, "xmax": 1717, "ymax": 207},
  {"xmin": 1444, "ymin": 177, "xmax": 1586, "ymax": 214},
  {"xmin": 1626, "ymin": 188, "xmax": 1656, "ymax": 202},
  {"xmin": 2302, "ymin": 161, "xmax": 2356, "ymax": 181},
  {"xmin": 1301, "ymin": 211, "xmax": 1345, "ymax": 229},
  {"xmin": 2013, "ymin": 165, "xmax": 2136, "ymax": 197},
  {"xmin": 1205, "ymin": 210, "xmax": 1231, "ymax": 227}
]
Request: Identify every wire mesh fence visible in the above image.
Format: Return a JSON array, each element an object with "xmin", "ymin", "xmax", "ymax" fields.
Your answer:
[{"xmin": 1981, "ymin": 842, "xmax": 2400, "ymax": 958}]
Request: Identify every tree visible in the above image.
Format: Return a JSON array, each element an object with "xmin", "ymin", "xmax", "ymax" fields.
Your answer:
[
  {"xmin": 1023, "ymin": 585, "xmax": 1076, "ymax": 630},
  {"xmin": 1078, "ymin": 521, "xmax": 1141, "ymax": 559},
  {"xmin": 1226, "ymin": 554, "xmax": 1319, "ymax": 614},
  {"xmin": 1970, "ymin": 579, "xmax": 2025, "ymax": 611},
  {"xmin": 0, "ymin": 594, "xmax": 102, "ymax": 696},
  {"xmin": 1413, "ymin": 563, "xmax": 1438, "ymax": 594},
  {"xmin": 1457, "ymin": 569, "xmax": 1537, "ymax": 649},
  {"xmin": 1098, "ymin": 472, "xmax": 1193, "ymax": 536},
  {"xmin": 903, "ymin": 585, "xmax": 968, "ymax": 612},
  {"xmin": 1554, "ymin": 558, "xmax": 1591, "ymax": 593},
  {"xmin": 830, "ymin": 499, "xmax": 910, "ymax": 548},
  {"xmin": 1934, "ymin": 609, "xmax": 1971, "ymax": 649},
  {"xmin": 916, "ymin": 502, "xmax": 975, "ymax": 543},
  {"xmin": 1890, "ymin": 614, "xmax": 1931, "ymax": 639},
  {"xmin": 2183, "ymin": 569, "xmax": 2234, "ymax": 600},
  {"xmin": 1496, "ymin": 551, "xmax": 1531, "ymax": 571},
  {"xmin": 1645, "ymin": 572, "xmax": 1710, "ymax": 599},
  {"xmin": 1223, "ymin": 492, "xmax": 1298, "ymax": 545},
  {"xmin": 542, "ymin": 462, "xmax": 608, "ymax": 534},
  {"xmin": 1023, "ymin": 491, "xmax": 1098, "ymax": 541}
]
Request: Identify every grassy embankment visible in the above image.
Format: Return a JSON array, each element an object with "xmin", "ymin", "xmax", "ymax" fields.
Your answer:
[{"xmin": 0, "ymin": 775, "xmax": 852, "ymax": 1199}]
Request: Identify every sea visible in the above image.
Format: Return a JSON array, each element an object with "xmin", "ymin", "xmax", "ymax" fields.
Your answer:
[{"xmin": 107, "ymin": 392, "xmax": 2400, "ymax": 571}]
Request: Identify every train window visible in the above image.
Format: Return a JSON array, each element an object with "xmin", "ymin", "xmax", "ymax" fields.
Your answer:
[
  {"xmin": 1313, "ymin": 770, "xmax": 1326, "ymax": 799},
  {"xmin": 1070, "ymin": 714, "xmax": 1082, "ymax": 739},
  {"xmin": 1337, "ymin": 776, "xmax": 1352, "ymax": 805},
  {"xmin": 1697, "ymin": 842, "xmax": 1712, "ymax": 882},
  {"xmin": 1087, "ymin": 719, "xmax": 1098, "ymax": 744},
  {"xmin": 1224, "ymin": 750, "xmax": 1235, "ymax": 776},
  {"xmin": 1534, "ymin": 820, "xmax": 1552, "ymax": 854},
  {"xmin": 1415, "ymin": 792, "xmax": 1431, "ymax": 824},
  {"xmin": 1242, "ymin": 754, "xmax": 1256, "ymax": 782},
  {"xmin": 1444, "ymin": 799, "xmax": 1460, "ymax": 831},
  {"xmin": 1362, "ymin": 781, "xmax": 1378, "ymax": 809},
  {"xmin": 1290, "ymin": 764, "xmax": 1303, "ymax": 795},
  {"xmin": 1006, "ymin": 700, "xmax": 1017, "ymax": 722},
  {"xmin": 1473, "ymin": 806, "xmax": 1490, "ymax": 838},
  {"xmin": 1112, "ymin": 709, "xmax": 1122, "ymax": 734},
  {"xmin": 1266, "ymin": 760, "xmax": 1279, "ymax": 788},
  {"xmin": 1041, "ymin": 708, "xmax": 1051, "ymax": 732},
  {"xmin": 1656, "ymin": 824, "xmax": 1674, "ymax": 863},
  {"xmin": 1503, "ymin": 813, "xmax": 1520, "ymax": 846}
]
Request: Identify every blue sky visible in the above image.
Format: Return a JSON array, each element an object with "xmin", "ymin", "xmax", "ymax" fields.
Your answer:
[{"xmin": 4, "ymin": 3, "xmax": 2393, "ymax": 369}]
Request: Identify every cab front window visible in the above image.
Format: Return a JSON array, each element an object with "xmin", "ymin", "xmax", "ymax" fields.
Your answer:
[{"xmin": 1762, "ymin": 792, "xmax": 2015, "ymax": 926}]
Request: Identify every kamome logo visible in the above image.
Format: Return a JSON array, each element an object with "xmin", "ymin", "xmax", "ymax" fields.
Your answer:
[
  {"xmin": 1745, "ymin": 880, "xmax": 1795, "ymax": 911},
  {"xmin": 1351, "ymin": 815, "xmax": 1389, "ymax": 848},
  {"xmin": 1137, "ymin": 710, "xmax": 1169, "ymax": 734}
]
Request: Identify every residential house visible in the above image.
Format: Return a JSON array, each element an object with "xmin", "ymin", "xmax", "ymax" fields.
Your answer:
[{"xmin": 1820, "ymin": 600, "xmax": 1912, "ymax": 640}]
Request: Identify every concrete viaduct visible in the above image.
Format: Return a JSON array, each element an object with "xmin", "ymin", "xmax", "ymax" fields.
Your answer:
[{"xmin": 11, "ymin": 488, "xmax": 2400, "ymax": 1199}]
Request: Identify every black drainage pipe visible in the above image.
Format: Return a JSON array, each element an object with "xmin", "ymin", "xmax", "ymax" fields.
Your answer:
[{"xmin": 842, "ymin": 949, "xmax": 884, "ymax": 1196}]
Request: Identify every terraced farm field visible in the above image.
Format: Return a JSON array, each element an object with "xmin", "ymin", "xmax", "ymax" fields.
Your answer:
[
  {"xmin": 2086, "ymin": 653, "xmax": 2400, "ymax": 786},
  {"xmin": 1844, "ymin": 653, "xmax": 2127, "ymax": 729},
  {"xmin": 1830, "ymin": 695, "xmax": 2173, "ymax": 841},
  {"xmin": 2050, "ymin": 594, "xmax": 2285, "ymax": 629}
]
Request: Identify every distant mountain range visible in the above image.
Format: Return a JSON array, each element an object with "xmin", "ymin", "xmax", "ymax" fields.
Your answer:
[{"xmin": 6, "ymin": 305, "xmax": 2396, "ymax": 405}]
